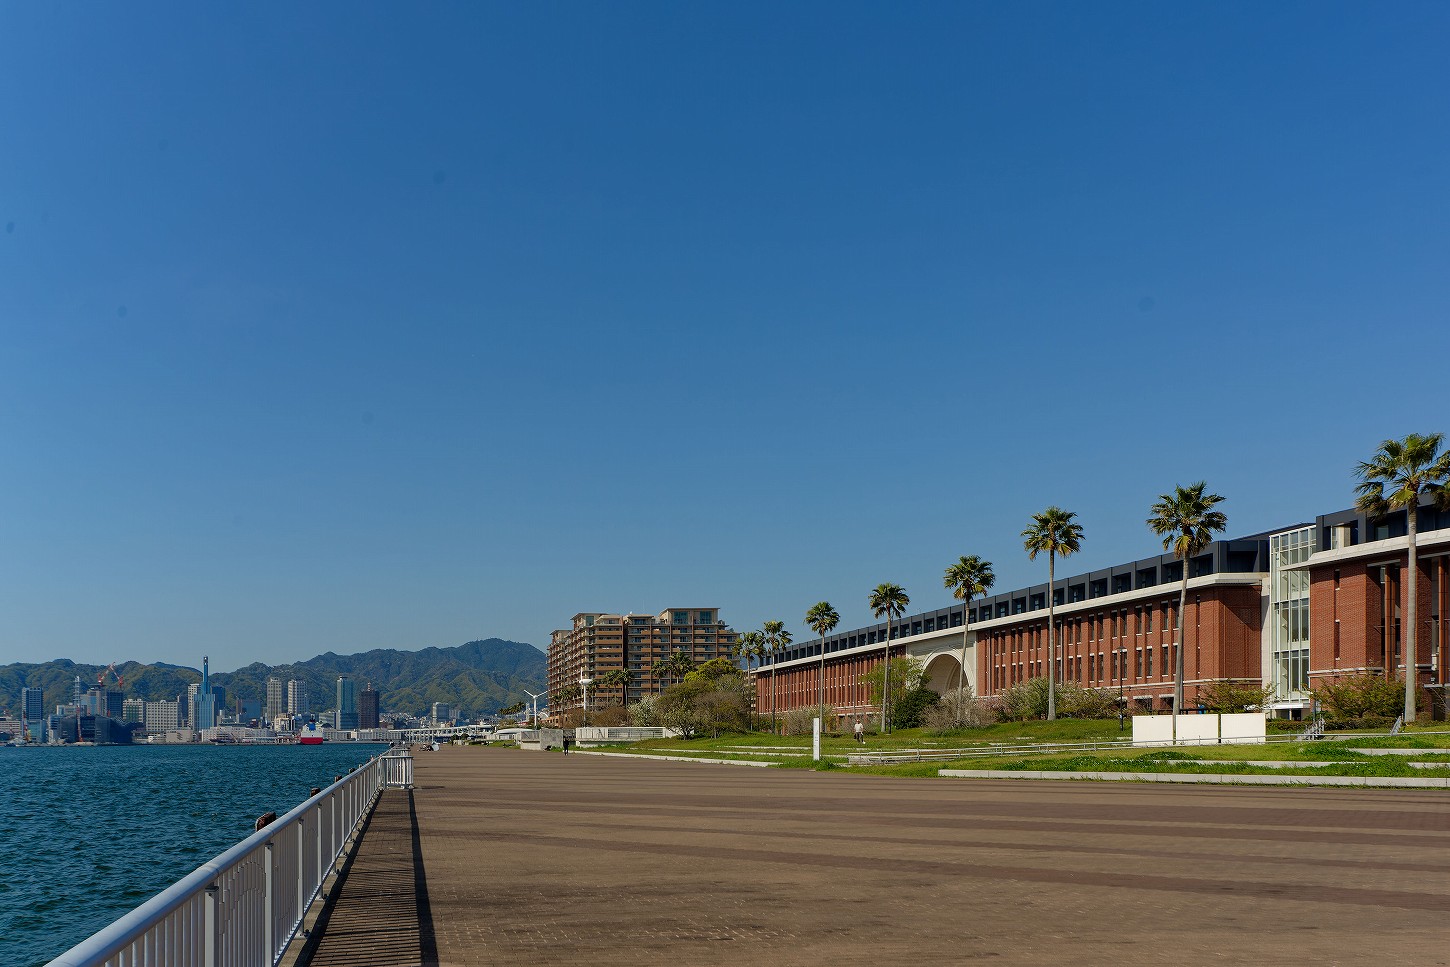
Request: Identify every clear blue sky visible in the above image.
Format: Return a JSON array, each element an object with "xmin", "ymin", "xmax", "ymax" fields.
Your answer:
[{"xmin": 2, "ymin": 2, "xmax": 1447, "ymax": 670}]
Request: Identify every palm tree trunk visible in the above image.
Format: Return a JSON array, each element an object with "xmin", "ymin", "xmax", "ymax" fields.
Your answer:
[
  {"xmin": 881, "ymin": 616, "xmax": 891, "ymax": 732},
  {"xmin": 1406, "ymin": 507, "xmax": 1419, "ymax": 723},
  {"xmin": 1046, "ymin": 554, "xmax": 1057, "ymax": 721},
  {"xmin": 1175, "ymin": 560, "xmax": 1188, "ymax": 744}
]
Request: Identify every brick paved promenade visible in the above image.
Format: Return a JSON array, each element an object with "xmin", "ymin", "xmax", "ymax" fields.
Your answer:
[{"xmin": 305, "ymin": 746, "xmax": 1450, "ymax": 966}]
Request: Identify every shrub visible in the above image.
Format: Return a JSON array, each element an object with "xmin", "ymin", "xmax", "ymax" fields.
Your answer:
[
  {"xmin": 997, "ymin": 677, "xmax": 1051, "ymax": 721},
  {"xmin": 1056, "ymin": 683, "xmax": 1120, "ymax": 720},
  {"xmin": 891, "ymin": 687, "xmax": 940, "ymax": 730},
  {"xmin": 1314, "ymin": 674, "xmax": 1410, "ymax": 721},
  {"xmin": 923, "ymin": 685, "xmax": 997, "ymax": 732},
  {"xmin": 996, "ymin": 677, "xmax": 1119, "ymax": 721},
  {"xmin": 587, "ymin": 705, "xmax": 630, "ymax": 727},
  {"xmin": 1197, "ymin": 679, "xmax": 1273, "ymax": 713},
  {"xmin": 782, "ymin": 706, "xmax": 834, "ymax": 736},
  {"xmin": 1323, "ymin": 714, "xmax": 1396, "ymax": 731}
]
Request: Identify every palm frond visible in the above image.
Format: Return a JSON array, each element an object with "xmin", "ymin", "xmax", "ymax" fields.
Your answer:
[{"xmin": 1145, "ymin": 482, "xmax": 1228, "ymax": 559}]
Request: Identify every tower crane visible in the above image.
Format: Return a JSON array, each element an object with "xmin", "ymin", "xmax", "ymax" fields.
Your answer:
[{"xmin": 97, "ymin": 662, "xmax": 124, "ymax": 690}]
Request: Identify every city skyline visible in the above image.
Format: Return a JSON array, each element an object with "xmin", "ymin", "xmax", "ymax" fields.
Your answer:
[{"xmin": 3, "ymin": 3, "xmax": 1447, "ymax": 668}]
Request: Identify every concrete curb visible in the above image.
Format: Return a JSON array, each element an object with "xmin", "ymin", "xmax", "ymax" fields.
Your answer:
[
  {"xmin": 1348, "ymin": 748, "xmax": 1450, "ymax": 756},
  {"xmin": 570, "ymin": 750, "xmax": 775, "ymax": 767},
  {"xmin": 938, "ymin": 768, "xmax": 1450, "ymax": 788}
]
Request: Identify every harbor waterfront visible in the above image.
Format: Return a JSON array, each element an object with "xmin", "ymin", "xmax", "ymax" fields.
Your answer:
[{"xmin": 1, "ymin": 743, "xmax": 387, "ymax": 967}]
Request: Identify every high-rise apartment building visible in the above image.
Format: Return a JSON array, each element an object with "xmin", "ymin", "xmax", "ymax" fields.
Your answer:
[
  {"xmin": 547, "ymin": 608, "xmax": 737, "ymax": 710},
  {"xmin": 335, "ymin": 676, "xmax": 359, "ymax": 730},
  {"xmin": 287, "ymin": 680, "xmax": 309, "ymax": 716},
  {"xmin": 430, "ymin": 702, "xmax": 452, "ymax": 725},
  {"xmin": 359, "ymin": 684, "xmax": 380, "ymax": 729},
  {"xmin": 265, "ymin": 677, "xmax": 285, "ymax": 723},
  {"xmin": 122, "ymin": 699, "xmax": 146, "ymax": 723}
]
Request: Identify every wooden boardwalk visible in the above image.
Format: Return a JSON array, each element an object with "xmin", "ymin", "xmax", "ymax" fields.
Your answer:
[{"xmin": 301, "ymin": 746, "xmax": 1450, "ymax": 966}]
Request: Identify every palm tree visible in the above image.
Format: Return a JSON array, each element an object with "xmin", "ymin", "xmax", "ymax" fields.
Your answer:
[
  {"xmin": 805, "ymin": 602, "xmax": 840, "ymax": 715},
  {"xmin": 736, "ymin": 630, "xmax": 765, "ymax": 730},
  {"xmin": 665, "ymin": 649, "xmax": 696, "ymax": 681},
  {"xmin": 1147, "ymin": 483, "xmax": 1227, "ymax": 741},
  {"xmin": 762, "ymin": 621, "xmax": 784, "ymax": 732},
  {"xmin": 555, "ymin": 681, "xmax": 582, "ymax": 712},
  {"xmin": 651, "ymin": 657, "xmax": 672, "ymax": 695},
  {"xmin": 868, "ymin": 584, "xmax": 909, "ymax": 732},
  {"xmin": 943, "ymin": 556, "xmax": 995, "ymax": 696},
  {"xmin": 1022, "ymin": 507, "xmax": 1084, "ymax": 721},
  {"xmin": 1355, "ymin": 434, "xmax": 1450, "ymax": 724},
  {"xmin": 599, "ymin": 668, "xmax": 634, "ymax": 706}
]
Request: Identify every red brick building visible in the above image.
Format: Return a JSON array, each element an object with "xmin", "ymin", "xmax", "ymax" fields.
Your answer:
[{"xmin": 758, "ymin": 499, "xmax": 1450, "ymax": 723}]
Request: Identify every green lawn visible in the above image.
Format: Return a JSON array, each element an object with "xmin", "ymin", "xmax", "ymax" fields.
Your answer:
[
  {"xmin": 944, "ymin": 750, "xmax": 1450, "ymax": 779},
  {"xmin": 583, "ymin": 721, "xmax": 1450, "ymax": 780},
  {"xmin": 618, "ymin": 718, "xmax": 1129, "ymax": 757}
]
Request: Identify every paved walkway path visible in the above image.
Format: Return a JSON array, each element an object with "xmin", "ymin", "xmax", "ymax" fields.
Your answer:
[
  {"xmin": 303, "ymin": 789, "xmax": 437, "ymax": 967},
  {"xmin": 310, "ymin": 746, "xmax": 1450, "ymax": 966}
]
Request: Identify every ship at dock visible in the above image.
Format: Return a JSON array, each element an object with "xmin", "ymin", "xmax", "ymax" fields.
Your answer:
[{"xmin": 297, "ymin": 721, "xmax": 325, "ymax": 745}]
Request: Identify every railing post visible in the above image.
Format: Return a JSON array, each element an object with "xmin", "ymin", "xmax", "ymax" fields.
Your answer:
[
  {"xmin": 315, "ymin": 805, "xmax": 323, "ymax": 898},
  {"xmin": 204, "ymin": 884, "xmax": 219, "ymax": 967},
  {"xmin": 297, "ymin": 816, "xmax": 306, "ymax": 927},
  {"xmin": 263, "ymin": 840, "xmax": 275, "ymax": 964}
]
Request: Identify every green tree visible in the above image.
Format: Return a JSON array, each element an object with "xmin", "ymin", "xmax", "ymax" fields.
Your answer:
[
  {"xmin": 1147, "ymin": 481, "xmax": 1228, "ymax": 741},
  {"xmin": 732, "ymin": 630, "xmax": 765, "ymax": 729},
  {"xmin": 1314, "ymin": 673, "xmax": 1409, "ymax": 722},
  {"xmin": 942, "ymin": 556, "xmax": 995, "ymax": 694},
  {"xmin": 858, "ymin": 657, "xmax": 930, "ymax": 729},
  {"xmin": 1021, "ymin": 507, "xmax": 1084, "ymax": 721},
  {"xmin": 1196, "ymin": 679, "xmax": 1273, "ymax": 714},
  {"xmin": 1354, "ymin": 433, "xmax": 1450, "ymax": 723},
  {"xmin": 805, "ymin": 602, "xmax": 840, "ymax": 714},
  {"xmin": 868, "ymin": 584, "xmax": 910, "ymax": 732},
  {"xmin": 656, "ymin": 659, "xmax": 753, "ymax": 738}
]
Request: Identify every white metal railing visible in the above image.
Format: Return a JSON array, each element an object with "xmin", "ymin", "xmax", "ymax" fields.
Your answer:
[
  {"xmin": 380, "ymin": 747, "xmax": 414, "ymax": 788},
  {"xmin": 46, "ymin": 748, "xmax": 413, "ymax": 967}
]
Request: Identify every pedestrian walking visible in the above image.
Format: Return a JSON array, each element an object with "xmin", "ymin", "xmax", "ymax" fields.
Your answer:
[{"xmin": 853, "ymin": 721, "xmax": 864, "ymax": 744}]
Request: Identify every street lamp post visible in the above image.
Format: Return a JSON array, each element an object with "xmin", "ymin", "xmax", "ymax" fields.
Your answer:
[{"xmin": 579, "ymin": 677, "xmax": 592, "ymax": 727}]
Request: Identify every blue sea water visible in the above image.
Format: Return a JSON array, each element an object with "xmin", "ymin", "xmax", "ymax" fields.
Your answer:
[{"xmin": 0, "ymin": 743, "xmax": 387, "ymax": 967}]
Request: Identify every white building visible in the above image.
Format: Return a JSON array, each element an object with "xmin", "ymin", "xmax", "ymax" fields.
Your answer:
[{"xmin": 144, "ymin": 700, "xmax": 181, "ymax": 734}]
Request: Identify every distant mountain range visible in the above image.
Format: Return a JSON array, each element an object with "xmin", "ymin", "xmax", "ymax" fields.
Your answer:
[{"xmin": 0, "ymin": 639, "xmax": 546, "ymax": 720}]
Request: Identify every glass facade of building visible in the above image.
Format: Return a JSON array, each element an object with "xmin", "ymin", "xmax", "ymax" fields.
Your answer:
[{"xmin": 1270, "ymin": 527, "xmax": 1313, "ymax": 700}]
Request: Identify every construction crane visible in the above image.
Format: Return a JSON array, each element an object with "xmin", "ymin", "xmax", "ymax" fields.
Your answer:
[{"xmin": 97, "ymin": 662, "xmax": 124, "ymax": 691}]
